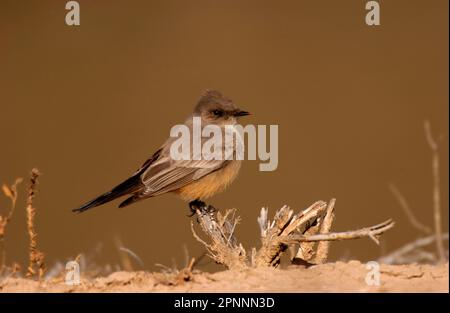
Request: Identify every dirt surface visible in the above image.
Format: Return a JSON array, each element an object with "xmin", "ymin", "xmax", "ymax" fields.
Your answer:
[{"xmin": 1, "ymin": 261, "xmax": 448, "ymax": 293}]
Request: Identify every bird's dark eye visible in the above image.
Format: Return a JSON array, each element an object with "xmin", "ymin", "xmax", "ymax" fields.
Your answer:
[{"xmin": 212, "ymin": 109, "xmax": 223, "ymax": 117}]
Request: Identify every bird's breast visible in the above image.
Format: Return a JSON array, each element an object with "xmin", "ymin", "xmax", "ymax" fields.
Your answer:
[{"xmin": 175, "ymin": 160, "xmax": 242, "ymax": 201}]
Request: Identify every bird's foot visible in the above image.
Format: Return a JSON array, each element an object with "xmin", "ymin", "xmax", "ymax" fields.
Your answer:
[
  {"xmin": 188, "ymin": 199, "xmax": 206, "ymax": 217},
  {"xmin": 188, "ymin": 200, "xmax": 217, "ymax": 222}
]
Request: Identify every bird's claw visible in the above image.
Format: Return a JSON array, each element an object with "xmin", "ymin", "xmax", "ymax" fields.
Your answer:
[
  {"xmin": 188, "ymin": 199, "xmax": 206, "ymax": 217},
  {"xmin": 187, "ymin": 200, "xmax": 217, "ymax": 222}
]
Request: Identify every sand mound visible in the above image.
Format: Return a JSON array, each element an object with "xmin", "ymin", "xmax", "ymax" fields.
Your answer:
[{"xmin": 1, "ymin": 261, "xmax": 447, "ymax": 292}]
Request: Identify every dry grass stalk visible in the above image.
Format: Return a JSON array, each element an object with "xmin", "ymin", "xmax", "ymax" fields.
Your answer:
[
  {"xmin": 424, "ymin": 120, "xmax": 445, "ymax": 263},
  {"xmin": 117, "ymin": 246, "xmax": 144, "ymax": 270},
  {"xmin": 25, "ymin": 168, "xmax": 45, "ymax": 279},
  {"xmin": 0, "ymin": 178, "xmax": 22, "ymax": 272},
  {"xmin": 191, "ymin": 207, "xmax": 247, "ymax": 270},
  {"xmin": 114, "ymin": 236, "xmax": 144, "ymax": 271}
]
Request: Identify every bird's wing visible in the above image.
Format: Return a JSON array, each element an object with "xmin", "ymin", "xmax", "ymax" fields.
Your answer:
[
  {"xmin": 139, "ymin": 155, "xmax": 227, "ymax": 197},
  {"xmin": 138, "ymin": 122, "xmax": 240, "ymax": 197}
]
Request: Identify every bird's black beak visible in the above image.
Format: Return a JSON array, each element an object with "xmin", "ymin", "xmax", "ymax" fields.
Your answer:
[{"xmin": 234, "ymin": 110, "xmax": 250, "ymax": 117}]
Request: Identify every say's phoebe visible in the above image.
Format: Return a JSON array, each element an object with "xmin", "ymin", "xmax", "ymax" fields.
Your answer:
[{"xmin": 73, "ymin": 90, "xmax": 249, "ymax": 213}]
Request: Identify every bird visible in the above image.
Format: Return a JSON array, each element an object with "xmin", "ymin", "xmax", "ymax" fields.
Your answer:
[{"xmin": 72, "ymin": 90, "xmax": 250, "ymax": 214}]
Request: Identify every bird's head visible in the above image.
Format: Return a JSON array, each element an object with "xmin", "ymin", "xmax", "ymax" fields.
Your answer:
[{"xmin": 194, "ymin": 90, "xmax": 250, "ymax": 125}]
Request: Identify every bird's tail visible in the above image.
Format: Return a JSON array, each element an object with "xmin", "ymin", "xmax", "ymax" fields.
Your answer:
[{"xmin": 72, "ymin": 174, "xmax": 142, "ymax": 213}]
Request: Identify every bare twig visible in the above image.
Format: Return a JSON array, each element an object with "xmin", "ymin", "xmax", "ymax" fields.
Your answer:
[
  {"xmin": 388, "ymin": 183, "xmax": 432, "ymax": 234},
  {"xmin": 379, "ymin": 233, "xmax": 449, "ymax": 264},
  {"xmin": 287, "ymin": 219, "xmax": 395, "ymax": 243},
  {"xmin": 424, "ymin": 120, "xmax": 445, "ymax": 263},
  {"xmin": 25, "ymin": 168, "xmax": 45, "ymax": 279},
  {"xmin": 0, "ymin": 178, "xmax": 22, "ymax": 272}
]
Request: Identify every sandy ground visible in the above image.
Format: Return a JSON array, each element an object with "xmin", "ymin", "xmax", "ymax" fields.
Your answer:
[{"xmin": 0, "ymin": 261, "xmax": 448, "ymax": 292}]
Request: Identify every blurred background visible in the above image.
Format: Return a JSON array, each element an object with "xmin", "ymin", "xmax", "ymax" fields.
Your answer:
[{"xmin": 0, "ymin": 0, "xmax": 448, "ymax": 272}]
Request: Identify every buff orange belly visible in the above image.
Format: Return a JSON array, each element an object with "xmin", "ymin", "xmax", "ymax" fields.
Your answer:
[{"xmin": 174, "ymin": 161, "xmax": 241, "ymax": 201}]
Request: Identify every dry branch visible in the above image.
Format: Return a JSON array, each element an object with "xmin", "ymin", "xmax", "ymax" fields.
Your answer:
[
  {"xmin": 255, "ymin": 201, "xmax": 327, "ymax": 267},
  {"xmin": 25, "ymin": 168, "xmax": 45, "ymax": 279},
  {"xmin": 191, "ymin": 207, "xmax": 247, "ymax": 270},
  {"xmin": 191, "ymin": 199, "xmax": 394, "ymax": 269},
  {"xmin": 424, "ymin": 120, "xmax": 445, "ymax": 263},
  {"xmin": 286, "ymin": 219, "xmax": 394, "ymax": 244}
]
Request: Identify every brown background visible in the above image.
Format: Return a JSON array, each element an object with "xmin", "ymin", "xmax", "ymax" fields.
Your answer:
[{"xmin": 0, "ymin": 0, "xmax": 448, "ymax": 272}]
